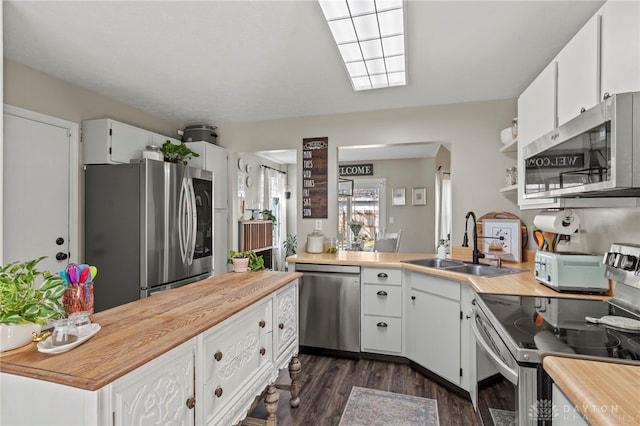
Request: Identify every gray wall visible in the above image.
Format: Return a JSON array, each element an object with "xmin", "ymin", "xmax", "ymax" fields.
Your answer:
[{"xmin": 339, "ymin": 158, "xmax": 436, "ymax": 253}]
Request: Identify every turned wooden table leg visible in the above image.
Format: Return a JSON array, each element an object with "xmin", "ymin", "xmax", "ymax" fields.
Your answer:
[
  {"xmin": 264, "ymin": 383, "xmax": 279, "ymax": 426},
  {"xmin": 288, "ymin": 355, "xmax": 301, "ymax": 408}
]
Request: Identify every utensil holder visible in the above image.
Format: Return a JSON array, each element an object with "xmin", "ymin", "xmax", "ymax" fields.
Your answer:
[{"xmin": 62, "ymin": 283, "xmax": 94, "ymax": 315}]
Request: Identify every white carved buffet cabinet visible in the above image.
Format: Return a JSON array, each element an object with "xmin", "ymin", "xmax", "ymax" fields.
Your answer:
[{"xmin": 0, "ymin": 271, "xmax": 301, "ymax": 426}]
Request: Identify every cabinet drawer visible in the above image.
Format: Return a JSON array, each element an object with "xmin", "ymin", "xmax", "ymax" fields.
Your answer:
[
  {"xmin": 362, "ymin": 284, "xmax": 402, "ymax": 317},
  {"xmin": 201, "ymin": 301, "xmax": 272, "ymax": 422},
  {"xmin": 362, "ymin": 268, "xmax": 402, "ymax": 285},
  {"xmin": 362, "ymin": 316, "xmax": 402, "ymax": 353}
]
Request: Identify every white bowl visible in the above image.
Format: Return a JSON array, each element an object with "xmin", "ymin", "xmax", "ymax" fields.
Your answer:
[
  {"xmin": 500, "ymin": 127, "xmax": 514, "ymax": 144},
  {"xmin": 0, "ymin": 323, "xmax": 41, "ymax": 352}
]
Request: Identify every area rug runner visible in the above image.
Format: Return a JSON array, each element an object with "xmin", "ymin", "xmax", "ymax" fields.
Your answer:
[
  {"xmin": 338, "ymin": 386, "xmax": 440, "ymax": 426},
  {"xmin": 489, "ymin": 408, "xmax": 516, "ymax": 426}
]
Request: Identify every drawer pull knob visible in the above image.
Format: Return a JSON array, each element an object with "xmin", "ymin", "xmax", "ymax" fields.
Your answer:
[
  {"xmin": 411, "ymin": 296, "xmax": 416, "ymax": 300},
  {"xmin": 186, "ymin": 397, "xmax": 196, "ymax": 409},
  {"xmin": 279, "ymin": 323, "xmax": 285, "ymax": 330},
  {"xmin": 259, "ymin": 320, "xmax": 266, "ymax": 328},
  {"xmin": 376, "ymin": 290, "xmax": 388, "ymax": 296},
  {"xmin": 215, "ymin": 387, "xmax": 223, "ymax": 398},
  {"xmin": 214, "ymin": 351, "xmax": 223, "ymax": 362},
  {"xmin": 260, "ymin": 347, "xmax": 266, "ymax": 356},
  {"xmin": 580, "ymin": 107, "xmax": 586, "ymax": 113},
  {"xmin": 377, "ymin": 272, "xmax": 388, "ymax": 278},
  {"xmin": 377, "ymin": 322, "xmax": 388, "ymax": 328}
]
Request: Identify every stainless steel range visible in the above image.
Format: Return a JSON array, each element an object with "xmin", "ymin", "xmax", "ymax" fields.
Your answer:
[{"xmin": 472, "ymin": 243, "xmax": 640, "ymax": 425}]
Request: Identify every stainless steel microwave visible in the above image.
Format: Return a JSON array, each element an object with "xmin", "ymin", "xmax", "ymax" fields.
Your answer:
[{"xmin": 523, "ymin": 91, "xmax": 640, "ymax": 198}]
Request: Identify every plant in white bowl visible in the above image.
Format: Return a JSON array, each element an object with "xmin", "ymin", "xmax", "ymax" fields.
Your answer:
[
  {"xmin": 0, "ymin": 257, "xmax": 67, "ymax": 351},
  {"xmin": 227, "ymin": 250, "xmax": 266, "ymax": 273}
]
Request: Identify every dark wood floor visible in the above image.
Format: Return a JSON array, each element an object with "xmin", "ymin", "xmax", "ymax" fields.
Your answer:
[{"xmin": 246, "ymin": 353, "xmax": 480, "ymax": 426}]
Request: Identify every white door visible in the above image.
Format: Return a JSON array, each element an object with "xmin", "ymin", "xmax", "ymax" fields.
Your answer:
[{"xmin": 3, "ymin": 111, "xmax": 72, "ymax": 272}]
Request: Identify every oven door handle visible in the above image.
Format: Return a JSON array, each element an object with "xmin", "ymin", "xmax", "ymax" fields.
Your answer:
[{"xmin": 471, "ymin": 314, "xmax": 519, "ymax": 386}]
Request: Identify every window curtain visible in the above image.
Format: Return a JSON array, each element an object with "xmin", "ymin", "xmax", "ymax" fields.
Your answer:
[
  {"xmin": 435, "ymin": 168, "xmax": 452, "ymax": 250},
  {"xmin": 262, "ymin": 166, "xmax": 287, "ymax": 271}
]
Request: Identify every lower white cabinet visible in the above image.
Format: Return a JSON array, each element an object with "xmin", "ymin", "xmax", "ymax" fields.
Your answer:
[
  {"xmin": 405, "ymin": 270, "xmax": 462, "ymax": 386},
  {"xmin": 275, "ymin": 283, "xmax": 298, "ymax": 369},
  {"xmin": 361, "ymin": 267, "xmax": 403, "ymax": 355},
  {"xmin": 111, "ymin": 339, "xmax": 196, "ymax": 425}
]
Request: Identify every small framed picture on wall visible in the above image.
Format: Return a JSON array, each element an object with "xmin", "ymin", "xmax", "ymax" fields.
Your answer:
[
  {"xmin": 412, "ymin": 187, "xmax": 426, "ymax": 206},
  {"xmin": 392, "ymin": 187, "xmax": 406, "ymax": 206}
]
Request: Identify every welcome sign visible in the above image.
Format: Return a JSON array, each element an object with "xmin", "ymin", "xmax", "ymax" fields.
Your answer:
[{"xmin": 339, "ymin": 163, "xmax": 374, "ymax": 176}]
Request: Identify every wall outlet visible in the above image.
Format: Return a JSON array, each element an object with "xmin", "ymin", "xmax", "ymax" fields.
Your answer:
[
  {"xmin": 389, "ymin": 217, "xmax": 394, "ymax": 224},
  {"xmin": 315, "ymin": 220, "xmax": 322, "ymax": 230}
]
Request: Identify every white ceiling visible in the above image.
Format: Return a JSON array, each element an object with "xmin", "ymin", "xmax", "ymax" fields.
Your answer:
[{"xmin": 3, "ymin": 1, "xmax": 605, "ymax": 127}]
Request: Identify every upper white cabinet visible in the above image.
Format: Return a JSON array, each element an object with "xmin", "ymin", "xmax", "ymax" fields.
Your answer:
[
  {"xmin": 184, "ymin": 141, "xmax": 228, "ymax": 209},
  {"xmin": 82, "ymin": 118, "xmax": 180, "ymax": 164},
  {"xmin": 517, "ymin": 61, "xmax": 560, "ymax": 209},
  {"xmin": 600, "ymin": 0, "xmax": 640, "ymax": 98},
  {"xmin": 556, "ymin": 14, "xmax": 601, "ymax": 126}
]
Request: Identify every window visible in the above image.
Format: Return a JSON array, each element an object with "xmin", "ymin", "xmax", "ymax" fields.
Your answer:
[{"xmin": 338, "ymin": 178, "xmax": 386, "ymax": 250}]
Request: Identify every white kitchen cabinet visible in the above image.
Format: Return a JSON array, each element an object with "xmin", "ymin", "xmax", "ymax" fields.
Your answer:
[
  {"xmin": 111, "ymin": 339, "xmax": 196, "ymax": 426},
  {"xmin": 82, "ymin": 119, "xmax": 151, "ymax": 164},
  {"xmin": 184, "ymin": 141, "xmax": 228, "ymax": 209},
  {"xmin": 404, "ymin": 270, "xmax": 462, "ymax": 386},
  {"xmin": 82, "ymin": 118, "xmax": 181, "ymax": 165},
  {"xmin": 361, "ymin": 267, "xmax": 403, "ymax": 355},
  {"xmin": 150, "ymin": 132, "xmax": 181, "ymax": 148},
  {"xmin": 516, "ymin": 61, "xmax": 560, "ymax": 209},
  {"xmin": 556, "ymin": 14, "xmax": 600, "ymax": 126},
  {"xmin": 599, "ymin": 0, "xmax": 640, "ymax": 99}
]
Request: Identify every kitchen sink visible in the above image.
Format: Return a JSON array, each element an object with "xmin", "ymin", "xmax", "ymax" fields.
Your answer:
[
  {"xmin": 401, "ymin": 258, "xmax": 526, "ymax": 277},
  {"xmin": 445, "ymin": 264, "xmax": 526, "ymax": 277},
  {"xmin": 402, "ymin": 258, "xmax": 466, "ymax": 269}
]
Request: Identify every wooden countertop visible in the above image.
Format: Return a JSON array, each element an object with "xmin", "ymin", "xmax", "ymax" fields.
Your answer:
[
  {"xmin": 287, "ymin": 251, "xmax": 612, "ymax": 300},
  {"xmin": 543, "ymin": 356, "xmax": 640, "ymax": 425},
  {"xmin": 0, "ymin": 271, "xmax": 301, "ymax": 391}
]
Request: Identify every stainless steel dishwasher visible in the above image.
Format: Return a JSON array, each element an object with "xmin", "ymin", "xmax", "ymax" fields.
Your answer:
[{"xmin": 295, "ymin": 263, "xmax": 361, "ymax": 353}]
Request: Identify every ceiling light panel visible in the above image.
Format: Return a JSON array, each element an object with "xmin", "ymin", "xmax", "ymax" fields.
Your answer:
[{"xmin": 318, "ymin": 0, "xmax": 406, "ymax": 91}]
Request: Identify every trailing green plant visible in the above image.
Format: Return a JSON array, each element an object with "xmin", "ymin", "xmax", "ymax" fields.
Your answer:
[
  {"xmin": 283, "ymin": 234, "xmax": 297, "ymax": 257},
  {"xmin": 260, "ymin": 209, "xmax": 277, "ymax": 225},
  {"xmin": 227, "ymin": 250, "xmax": 266, "ymax": 271},
  {"xmin": 0, "ymin": 257, "xmax": 67, "ymax": 325},
  {"xmin": 160, "ymin": 140, "xmax": 200, "ymax": 165}
]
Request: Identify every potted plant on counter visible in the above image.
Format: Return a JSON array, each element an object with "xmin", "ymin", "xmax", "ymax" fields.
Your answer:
[
  {"xmin": 227, "ymin": 250, "xmax": 266, "ymax": 273},
  {"xmin": 261, "ymin": 209, "xmax": 277, "ymax": 225},
  {"xmin": 0, "ymin": 257, "xmax": 67, "ymax": 351},
  {"xmin": 160, "ymin": 140, "xmax": 200, "ymax": 165}
]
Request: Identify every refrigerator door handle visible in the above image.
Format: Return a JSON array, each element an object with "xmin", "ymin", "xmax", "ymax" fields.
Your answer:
[
  {"xmin": 178, "ymin": 177, "xmax": 188, "ymax": 263},
  {"xmin": 187, "ymin": 178, "xmax": 197, "ymax": 265}
]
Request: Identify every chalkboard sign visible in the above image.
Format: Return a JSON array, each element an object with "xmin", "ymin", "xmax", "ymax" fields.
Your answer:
[{"xmin": 302, "ymin": 137, "xmax": 328, "ymax": 218}]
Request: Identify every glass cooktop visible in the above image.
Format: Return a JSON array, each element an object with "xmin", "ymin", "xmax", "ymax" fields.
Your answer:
[{"xmin": 478, "ymin": 294, "xmax": 640, "ymax": 362}]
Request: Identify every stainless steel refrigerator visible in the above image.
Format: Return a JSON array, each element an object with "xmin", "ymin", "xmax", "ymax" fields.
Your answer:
[{"xmin": 85, "ymin": 159, "xmax": 213, "ymax": 312}]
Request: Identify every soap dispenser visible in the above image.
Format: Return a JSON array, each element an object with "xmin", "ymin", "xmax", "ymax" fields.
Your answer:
[{"xmin": 437, "ymin": 240, "xmax": 447, "ymax": 259}]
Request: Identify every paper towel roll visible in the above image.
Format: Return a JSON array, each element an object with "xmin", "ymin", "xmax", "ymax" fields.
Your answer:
[{"xmin": 533, "ymin": 210, "xmax": 580, "ymax": 234}]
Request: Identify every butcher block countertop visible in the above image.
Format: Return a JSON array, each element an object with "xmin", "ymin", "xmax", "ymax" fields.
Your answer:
[
  {"xmin": 287, "ymin": 251, "xmax": 612, "ymax": 300},
  {"xmin": 0, "ymin": 271, "xmax": 301, "ymax": 391},
  {"xmin": 544, "ymin": 356, "xmax": 640, "ymax": 425}
]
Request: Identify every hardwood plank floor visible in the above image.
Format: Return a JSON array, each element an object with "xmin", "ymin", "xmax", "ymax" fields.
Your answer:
[{"xmin": 246, "ymin": 353, "xmax": 480, "ymax": 426}]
